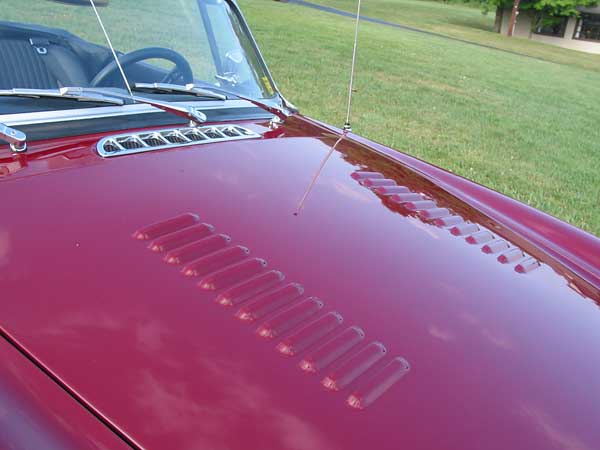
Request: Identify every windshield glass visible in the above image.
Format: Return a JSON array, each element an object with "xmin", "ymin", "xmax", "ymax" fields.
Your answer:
[{"xmin": 0, "ymin": 0, "xmax": 275, "ymax": 107}]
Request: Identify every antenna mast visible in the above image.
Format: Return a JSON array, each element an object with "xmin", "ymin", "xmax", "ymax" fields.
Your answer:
[
  {"xmin": 343, "ymin": 0, "xmax": 362, "ymax": 132},
  {"xmin": 88, "ymin": 0, "xmax": 133, "ymax": 97},
  {"xmin": 294, "ymin": 2, "xmax": 363, "ymax": 215}
]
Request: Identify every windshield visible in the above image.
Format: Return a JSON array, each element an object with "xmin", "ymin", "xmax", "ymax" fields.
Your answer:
[{"xmin": 0, "ymin": 0, "xmax": 276, "ymax": 109}]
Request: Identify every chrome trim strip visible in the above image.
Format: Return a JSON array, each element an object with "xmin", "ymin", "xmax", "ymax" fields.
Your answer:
[
  {"xmin": 0, "ymin": 100, "xmax": 259, "ymax": 127},
  {"xmin": 97, "ymin": 124, "xmax": 261, "ymax": 158}
]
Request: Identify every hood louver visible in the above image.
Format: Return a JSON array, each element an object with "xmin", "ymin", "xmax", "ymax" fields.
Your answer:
[
  {"xmin": 132, "ymin": 213, "xmax": 412, "ymax": 410},
  {"xmin": 97, "ymin": 125, "xmax": 260, "ymax": 157},
  {"xmin": 352, "ymin": 170, "xmax": 541, "ymax": 274}
]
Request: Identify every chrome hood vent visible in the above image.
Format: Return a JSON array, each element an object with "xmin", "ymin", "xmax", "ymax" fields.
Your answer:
[{"xmin": 97, "ymin": 125, "xmax": 260, "ymax": 157}]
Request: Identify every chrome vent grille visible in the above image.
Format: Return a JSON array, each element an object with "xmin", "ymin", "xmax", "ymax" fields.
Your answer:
[
  {"xmin": 97, "ymin": 125, "xmax": 260, "ymax": 157},
  {"xmin": 117, "ymin": 136, "xmax": 145, "ymax": 150}
]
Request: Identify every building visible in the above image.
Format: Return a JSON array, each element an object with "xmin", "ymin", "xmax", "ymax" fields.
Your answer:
[{"xmin": 497, "ymin": 6, "xmax": 600, "ymax": 54}]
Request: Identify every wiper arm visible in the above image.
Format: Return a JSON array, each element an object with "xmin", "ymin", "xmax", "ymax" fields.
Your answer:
[
  {"xmin": 227, "ymin": 90, "xmax": 292, "ymax": 124},
  {"xmin": 194, "ymin": 85, "xmax": 293, "ymax": 123},
  {"xmin": 132, "ymin": 83, "xmax": 227, "ymax": 100},
  {"xmin": 0, "ymin": 87, "xmax": 125, "ymax": 106},
  {"xmin": 130, "ymin": 95, "xmax": 208, "ymax": 127},
  {"xmin": 135, "ymin": 82, "xmax": 292, "ymax": 124},
  {"xmin": 23, "ymin": 82, "xmax": 293, "ymax": 128},
  {"xmin": 0, "ymin": 86, "xmax": 206, "ymax": 127},
  {"xmin": 0, "ymin": 86, "xmax": 205, "ymax": 140}
]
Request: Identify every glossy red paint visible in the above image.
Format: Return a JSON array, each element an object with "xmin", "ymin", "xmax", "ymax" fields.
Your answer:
[
  {"xmin": 0, "ymin": 335, "xmax": 130, "ymax": 450},
  {"xmin": 1, "ymin": 114, "xmax": 600, "ymax": 450}
]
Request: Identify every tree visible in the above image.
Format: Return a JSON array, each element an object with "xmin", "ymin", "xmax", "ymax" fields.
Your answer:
[
  {"xmin": 507, "ymin": 0, "xmax": 521, "ymax": 36},
  {"xmin": 479, "ymin": 0, "xmax": 598, "ymax": 35}
]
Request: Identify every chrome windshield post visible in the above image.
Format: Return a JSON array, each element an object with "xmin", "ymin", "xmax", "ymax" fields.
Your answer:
[{"xmin": 0, "ymin": 122, "xmax": 27, "ymax": 153}]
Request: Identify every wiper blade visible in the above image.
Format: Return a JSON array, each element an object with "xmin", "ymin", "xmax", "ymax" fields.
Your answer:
[
  {"xmin": 0, "ymin": 83, "xmax": 292, "ymax": 128},
  {"xmin": 25, "ymin": 86, "xmax": 210, "ymax": 127},
  {"xmin": 132, "ymin": 83, "xmax": 227, "ymax": 101},
  {"xmin": 0, "ymin": 87, "xmax": 125, "ymax": 106},
  {"xmin": 195, "ymin": 85, "xmax": 293, "ymax": 123},
  {"xmin": 134, "ymin": 83, "xmax": 292, "ymax": 125}
]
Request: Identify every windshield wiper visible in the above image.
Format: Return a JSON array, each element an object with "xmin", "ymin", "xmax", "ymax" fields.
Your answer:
[
  {"xmin": 134, "ymin": 82, "xmax": 292, "ymax": 124},
  {"xmin": 130, "ymin": 95, "xmax": 208, "ymax": 127},
  {"xmin": 0, "ymin": 83, "xmax": 291, "ymax": 132},
  {"xmin": 208, "ymin": 86, "xmax": 293, "ymax": 123},
  {"xmin": 0, "ymin": 87, "xmax": 207, "ymax": 127},
  {"xmin": 0, "ymin": 87, "xmax": 126, "ymax": 106},
  {"xmin": 132, "ymin": 83, "xmax": 227, "ymax": 101},
  {"xmin": 70, "ymin": 87, "xmax": 208, "ymax": 127}
]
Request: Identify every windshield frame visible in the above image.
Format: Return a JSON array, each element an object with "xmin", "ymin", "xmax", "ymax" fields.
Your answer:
[
  {"xmin": 199, "ymin": 0, "xmax": 297, "ymax": 116},
  {"xmin": 219, "ymin": 0, "xmax": 281, "ymax": 98}
]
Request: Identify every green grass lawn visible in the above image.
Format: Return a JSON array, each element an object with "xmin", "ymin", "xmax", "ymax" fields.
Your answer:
[
  {"xmin": 2, "ymin": 0, "xmax": 599, "ymax": 236},
  {"xmin": 308, "ymin": 0, "xmax": 600, "ymax": 72},
  {"xmin": 239, "ymin": 0, "xmax": 600, "ymax": 236}
]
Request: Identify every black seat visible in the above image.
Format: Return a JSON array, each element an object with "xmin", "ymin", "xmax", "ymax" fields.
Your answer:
[{"xmin": 0, "ymin": 37, "xmax": 89, "ymax": 89}]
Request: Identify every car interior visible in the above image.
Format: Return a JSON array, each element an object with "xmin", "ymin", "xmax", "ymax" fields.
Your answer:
[{"xmin": 0, "ymin": 21, "xmax": 191, "ymax": 91}]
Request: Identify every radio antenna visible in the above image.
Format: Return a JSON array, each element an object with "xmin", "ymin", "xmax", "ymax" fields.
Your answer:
[
  {"xmin": 294, "ymin": 0, "xmax": 362, "ymax": 215},
  {"xmin": 343, "ymin": 0, "xmax": 362, "ymax": 132},
  {"xmin": 294, "ymin": 136, "xmax": 343, "ymax": 215},
  {"xmin": 88, "ymin": 0, "xmax": 133, "ymax": 97}
]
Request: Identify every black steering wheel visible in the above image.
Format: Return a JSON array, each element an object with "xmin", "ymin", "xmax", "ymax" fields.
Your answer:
[{"xmin": 91, "ymin": 47, "xmax": 194, "ymax": 87}]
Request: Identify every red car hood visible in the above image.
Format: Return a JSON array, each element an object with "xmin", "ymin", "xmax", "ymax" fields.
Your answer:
[{"xmin": 1, "ymin": 116, "xmax": 599, "ymax": 450}]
